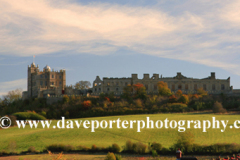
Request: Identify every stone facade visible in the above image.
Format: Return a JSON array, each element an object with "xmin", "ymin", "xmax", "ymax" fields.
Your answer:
[
  {"xmin": 26, "ymin": 63, "xmax": 66, "ymax": 98},
  {"xmin": 92, "ymin": 72, "xmax": 231, "ymax": 95}
]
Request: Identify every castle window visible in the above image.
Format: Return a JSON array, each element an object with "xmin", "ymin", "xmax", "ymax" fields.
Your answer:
[
  {"xmin": 203, "ymin": 84, "xmax": 207, "ymax": 90},
  {"xmin": 178, "ymin": 84, "xmax": 182, "ymax": 90},
  {"xmin": 116, "ymin": 82, "xmax": 119, "ymax": 86},
  {"xmin": 40, "ymin": 81, "xmax": 43, "ymax": 86},
  {"xmin": 45, "ymin": 81, "xmax": 47, "ymax": 86},
  {"xmin": 212, "ymin": 84, "xmax": 216, "ymax": 90},
  {"xmin": 145, "ymin": 84, "xmax": 148, "ymax": 90},
  {"xmin": 51, "ymin": 82, "xmax": 54, "ymax": 85},
  {"xmin": 59, "ymin": 81, "xmax": 62, "ymax": 85},
  {"xmin": 116, "ymin": 88, "xmax": 118, "ymax": 91},
  {"xmin": 107, "ymin": 83, "xmax": 110, "ymax": 86},
  {"xmin": 125, "ymin": 82, "xmax": 128, "ymax": 86},
  {"xmin": 59, "ymin": 76, "xmax": 62, "ymax": 79},
  {"xmin": 185, "ymin": 84, "xmax": 188, "ymax": 90},
  {"xmin": 221, "ymin": 84, "xmax": 225, "ymax": 90},
  {"xmin": 172, "ymin": 85, "xmax": 175, "ymax": 91},
  {"xmin": 40, "ymin": 75, "xmax": 43, "ymax": 78},
  {"xmin": 107, "ymin": 88, "xmax": 110, "ymax": 91},
  {"xmin": 194, "ymin": 84, "xmax": 198, "ymax": 91},
  {"xmin": 52, "ymin": 74, "xmax": 54, "ymax": 78},
  {"xmin": 45, "ymin": 75, "xmax": 47, "ymax": 78},
  {"xmin": 99, "ymin": 88, "xmax": 101, "ymax": 91},
  {"xmin": 95, "ymin": 88, "xmax": 97, "ymax": 91},
  {"xmin": 154, "ymin": 84, "xmax": 157, "ymax": 90},
  {"xmin": 94, "ymin": 83, "xmax": 97, "ymax": 86}
]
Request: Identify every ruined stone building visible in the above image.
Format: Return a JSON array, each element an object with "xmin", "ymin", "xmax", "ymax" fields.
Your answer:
[{"xmin": 92, "ymin": 72, "xmax": 232, "ymax": 95}]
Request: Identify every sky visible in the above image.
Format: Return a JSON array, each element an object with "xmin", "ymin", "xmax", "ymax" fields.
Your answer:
[{"xmin": 0, "ymin": 0, "xmax": 240, "ymax": 97}]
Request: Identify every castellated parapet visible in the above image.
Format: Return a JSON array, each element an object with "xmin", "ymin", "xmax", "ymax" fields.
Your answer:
[{"xmin": 92, "ymin": 72, "xmax": 231, "ymax": 95}]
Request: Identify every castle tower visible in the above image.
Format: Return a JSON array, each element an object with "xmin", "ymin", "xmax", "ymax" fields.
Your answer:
[{"xmin": 27, "ymin": 62, "xmax": 38, "ymax": 97}]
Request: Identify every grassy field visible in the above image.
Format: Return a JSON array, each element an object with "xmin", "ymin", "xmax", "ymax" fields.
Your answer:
[{"xmin": 0, "ymin": 113, "xmax": 240, "ymax": 153}]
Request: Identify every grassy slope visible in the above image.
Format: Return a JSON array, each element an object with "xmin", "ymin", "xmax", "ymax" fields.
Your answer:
[{"xmin": 0, "ymin": 113, "xmax": 239, "ymax": 152}]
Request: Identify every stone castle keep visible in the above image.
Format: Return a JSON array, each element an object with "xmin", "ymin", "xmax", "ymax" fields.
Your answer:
[
  {"xmin": 23, "ymin": 63, "xmax": 239, "ymax": 99},
  {"xmin": 92, "ymin": 72, "xmax": 232, "ymax": 95},
  {"xmin": 23, "ymin": 63, "xmax": 66, "ymax": 99}
]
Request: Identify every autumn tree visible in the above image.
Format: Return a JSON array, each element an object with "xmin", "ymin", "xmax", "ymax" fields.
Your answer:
[
  {"xmin": 178, "ymin": 94, "xmax": 189, "ymax": 104},
  {"xmin": 74, "ymin": 81, "xmax": 91, "ymax": 90},
  {"xmin": 176, "ymin": 90, "xmax": 183, "ymax": 97},
  {"xmin": 133, "ymin": 83, "xmax": 147, "ymax": 100},
  {"xmin": 157, "ymin": 81, "xmax": 172, "ymax": 96},
  {"xmin": 197, "ymin": 88, "xmax": 208, "ymax": 96},
  {"xmin": 122, "ymin": 84, "xmax": 133, "ymax": 101}
]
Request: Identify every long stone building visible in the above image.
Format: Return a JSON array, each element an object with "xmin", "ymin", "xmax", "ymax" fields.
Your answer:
[{"xmin": 92, "ymin": 72, "xmax": 232, "ymax": 95}]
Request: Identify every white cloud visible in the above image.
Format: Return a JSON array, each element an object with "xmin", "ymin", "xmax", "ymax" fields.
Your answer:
[
  {"xmin": 0, "ymin": 0, "xmax": 240, "ymax": 76},
  {"xmin": 0, "ymin": 79, "xmax": 26, "ymax": 97}
]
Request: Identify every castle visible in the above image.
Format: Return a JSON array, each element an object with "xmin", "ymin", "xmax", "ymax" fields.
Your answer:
[
  {"xmin": 92, "ymin": 72, "xmax": 232, "ymax": 95},
  {"xmin": 22, "ymin": 63, "xmax": 66, "ymax": 99},
  {"xmin": 23, "ymin": 63, "xmax": 239, "ymax": 99}
]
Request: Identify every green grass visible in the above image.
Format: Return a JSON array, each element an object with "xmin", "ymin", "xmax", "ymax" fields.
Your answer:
[{"xmin": 1, "ymin": 113, "xmax": 240, "ymax": 152}]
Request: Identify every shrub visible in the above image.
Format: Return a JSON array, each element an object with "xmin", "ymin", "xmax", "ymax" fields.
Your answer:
[
  {"xmin": 63, "ymin": 95, "xmax": 69, "ymax": 103},
  {"xmin": 8, "ymin": 115, "xmax": 17, "ymax": 126},
  {"xmin": 134, "ymin": 142, "xmax": 147, "ymax": 154},
  {"xmin": 115, "ymin": 154, "xmax": 122, "ymax": 160},
  {"xmin": 46, "ymin": 144, "xmax": 74, "ymax": 152},
  {"xmin": 39, "ymin": 111, "xmax": 47, "ymax": 117},
  {"xmin": 161, "ymin": 103, "xmax": 188, "ymax": 112},
  {"xmin": 151, "ymin": 142, "xmax": 162, "ymax": 153},
  {"xmin": 152, "ymin": 150, "xmax": 158, "ymax": 157},
  {"xmin": 76, "ymin": 145, "xmax": 90, "ymax": 151},
  {"xmin": 126, "ymin": 140, "xmax": 133, "ymax": 151},
  {"xmin": 112, "ymin": 143, "xmax": 121, "ymax": 153},
  {"xmin": 28, "ymin": 146, "xmax": 36, "ymax": 153},
  {"xmin": 13, "ymin": 112, "xmax": 46, "ymax": 120},
  {"xmin": 105, "ymin": 152, "xmax": 116, "ymax": 160},
  {"xmin": 91, "ymin": 144, "xmax": 97, "ymax": 151},
  {"xmin": 213, "ymin": 101, "xmax": 226, "ymax": 113}
]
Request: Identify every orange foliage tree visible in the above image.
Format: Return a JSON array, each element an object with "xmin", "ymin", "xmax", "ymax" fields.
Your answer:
[
  {"xmin": 157, "ymin": 81, "xmax": 172, "ymax": 96},
  {"xmin": 178, "ymin": 94, "xmax": 189, "ymax": 104},
  {"xmin": 133, "ymin": 83, "xmax": 147, "ymax": 100},
  {"xmin": 82, "ymin": 100, "xmax": 91, "ymax": 109},
  {"xmin": 176, "ymin": 90, "xmax": 183, "ymax": 97}
]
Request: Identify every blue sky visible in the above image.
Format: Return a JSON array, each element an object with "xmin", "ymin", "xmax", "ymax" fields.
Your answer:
[{"xmin": 0, "ymin": 0, "xmax": 240, "ymax": 96}]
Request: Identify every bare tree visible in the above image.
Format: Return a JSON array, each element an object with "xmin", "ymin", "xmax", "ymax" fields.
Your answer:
[
  {"xmin": 3, "ymin": 88, "xmax": 22, "ymax": 103},
  {"xmin": 74, "ymin": 81, "xmax": 91, "ymax": 90}
]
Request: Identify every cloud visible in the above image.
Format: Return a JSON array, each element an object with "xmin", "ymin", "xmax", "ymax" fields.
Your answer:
[
  {"xmin": 0, "ymin": 0, "xmax": 240, "ymax": 76},
  {"xmin": 0, "ymin": 79, "xmax": 26, "ymax": 97}
]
